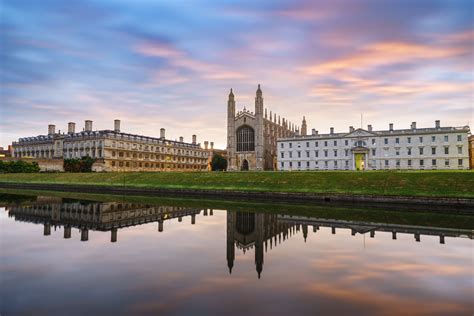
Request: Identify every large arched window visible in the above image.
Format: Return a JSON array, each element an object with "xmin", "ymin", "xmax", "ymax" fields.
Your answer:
[{"xmin": 236, "ymin": 126, "xmax": 255, "ymax": 152}]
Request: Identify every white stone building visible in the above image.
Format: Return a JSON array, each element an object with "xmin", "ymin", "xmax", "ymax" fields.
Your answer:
[{"xmin": 277, "ymin": 121, "xmax": 471, "ymax": 171}]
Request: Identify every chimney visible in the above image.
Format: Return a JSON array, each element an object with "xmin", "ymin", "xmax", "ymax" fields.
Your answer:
[
  {"xmin": 435, "ymin": 120, "xmax": 440, "ymax": 129},
  {"xmin": 367, "ymin": 124, "xmax": 373, "ymax": 132},
  {"xmin": 311, "ymin": 128, "xmax": 316, "ymax": 135},
  {"xmin": 160, "ymin": 128, "xmax": 165, "ymax": 139},
  {"xmin": 389, "ymin": 123, "xmax": 393, "ymax": 131},
  {"xmin": 68, "ymin": 122, "xmax": 76, "ymax": 134},
  {"xmin": 330, "ymin": 127, "xmax": 334, "ymax": 135},
  {"xmin": 85, "ymin": 120, "xmax": 93, "ymax": 132},
  {"xmin": 349, "ymin": 126, "xmax": 354, "ymax": 132},
  {"xmin": 114, "ymin": 119, "xmax": 120, "ymax": 132},
  {"xmin": 411, "ymin": 122, "xmax": 417, "ymax": 130},
  {"xmin": 48, "ymin": 124, "xmax": 56, "ymax": 135},
  {"xmin": 204, "ymin": 141, "xmax": 209, "ymax": 150},
  {"xmin": 210, "ymin": 142, "xmax": 214, "ymax": 150},
  {"xmin": 179, "ymin": 136, "xmax": 184, "ymax": 142},
  {"xmin": 192, "ymin": 134, "xmax": 197, "ymax": 145}
]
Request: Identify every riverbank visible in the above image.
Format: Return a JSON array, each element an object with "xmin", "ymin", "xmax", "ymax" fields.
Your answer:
[{"xmin": 0, "ymin": 171, "xmax": 473, "ymax": 208}]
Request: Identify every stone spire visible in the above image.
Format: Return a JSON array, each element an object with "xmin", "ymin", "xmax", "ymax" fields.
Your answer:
[{"xmin": 301, "ymin": 116, "xmax": 307, "ymax": 136}]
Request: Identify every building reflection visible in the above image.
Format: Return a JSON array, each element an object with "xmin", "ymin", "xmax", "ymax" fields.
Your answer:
[
  {"xmin": 4, "ymin": 197, "xmax": 473, "ymax": 279},
  {"xmin": 5, "ymin": 196, "xmax": 203, "ymax": 243}
]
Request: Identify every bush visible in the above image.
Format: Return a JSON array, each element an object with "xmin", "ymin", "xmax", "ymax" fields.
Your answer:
[
  {"xmin": 64, "ymin": 156, "xmax": 96, "ymax": 172},
  {"xmin": 210, "ymin": 153, "xmax": 228, "ymax": 171},
  {"xmin": 0, "ymin": 160, "xmax": 40, "ymax": 173}
]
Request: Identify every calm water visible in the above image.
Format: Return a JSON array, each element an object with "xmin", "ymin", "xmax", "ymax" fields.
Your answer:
[{"xmin": 0, "ymin": 193, "xmax": 472, "ymax": 316}]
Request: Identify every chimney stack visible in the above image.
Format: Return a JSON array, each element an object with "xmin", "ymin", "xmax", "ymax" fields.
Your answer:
[
  {"xmin": 179, "ymin": 136, "xmax": 184, "ymax": 142},
  {"xmin": 114, "ymin": 119, "xmax": 120, "ymax": 132},
  {"xmin": 311, "ymin": 128, "xmax": 316, "ymax": 135},
  {"xmin": 204, "ymin": 141, "xmax": 209, "ymax": 150},
  {"xmin": 68, "ymin": 122, "xmax": 76, "ymax": 134},
  {"xmin": 48, "ymin": 124, "xmax": 56, "ymax": 135},
  {"xmin": 192, "ymin": 134, "xmax": 197, "ymax": 145},
  {"xmin": 160, "ymin": 128, "xmax": 165, "ymax": 139},
  {"xmin": 411, "ymin": 122, "xmax": 417, "ymax": 130},
  {"xmin": 330, "ymin": 127, "xmax": 334, "ymax": 135},
  {"xmin": 389, "ymin": 123, "xmax": 393, "ymax": 131},
  {"xmin": 367, "ymin": 124, "xmax": 373, "ymax": 132},
  {"xmin": 349, "ymin": 126, "xmax": 355, "ymax": 132},
  {"xmin": 85, "ymin": 120, "xmax": 93, "ymax": 132},
  {"xmin": 435, "ymin": 120, "xmax": 440, "ymax": 129},
  {"xmin": 210, "ymin": 142, "xmax": 214, "ymax": 150}
]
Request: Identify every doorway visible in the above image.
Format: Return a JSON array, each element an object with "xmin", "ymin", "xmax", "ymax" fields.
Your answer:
[{"xmin": 241, "ymin": 159, "xmax": 249, "ymax": 171}]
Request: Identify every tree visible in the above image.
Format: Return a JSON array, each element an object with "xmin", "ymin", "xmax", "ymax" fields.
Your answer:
[
  {"xmin": 63, "ymin": 156, "xmax": 96, "ymax": 172},
  {"xmin": 210, "ymin": 153, "xmax": 227, "ymax": 171}
]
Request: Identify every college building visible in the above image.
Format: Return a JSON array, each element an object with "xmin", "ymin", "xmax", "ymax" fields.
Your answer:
[
  {"xmin": 12, "ymin": 120, "xmax": 211, "ymax": 172},
  {"xmin": 277, "ymin": 121, "xmax": 471, "ymax": 171},
  {"xmin": 226, "ymin": 85, "xmax": 304, "ymax": 171}
]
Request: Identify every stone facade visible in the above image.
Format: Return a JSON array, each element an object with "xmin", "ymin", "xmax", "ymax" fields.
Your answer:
[
  {"xmin": 12, "ymin": 120, "xmax": 211, "ymax": 172},
  {"xmin": 469, "ymin": 135, "xmax": 474, "ymax": 170},
  {"xmin": 226, "ymin": 85, "xmax": 303, "ymax": 171},
  {"xmin": 278, "ymin": 121, "xmax": 471, "ymax": 171}
]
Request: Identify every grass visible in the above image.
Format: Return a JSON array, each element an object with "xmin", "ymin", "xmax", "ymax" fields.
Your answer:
[{"xmin": 0, "ymin": 170, "xmax": 473, "ymax": 198}]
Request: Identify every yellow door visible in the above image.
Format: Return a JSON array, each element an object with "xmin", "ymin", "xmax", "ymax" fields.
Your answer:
[{"xmin": 355, "ymin": 153, "xmax": 364, "ymax": 171}]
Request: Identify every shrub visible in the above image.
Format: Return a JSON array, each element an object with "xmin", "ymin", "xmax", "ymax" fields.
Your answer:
[
  {"xmin": 0, "ymin": 160, "xmax": 40, "ymax": 173},
  {"xmin": 210, "ymin": 153, "xmax": 228, "ymax": 171},
  {"xmin": 64, "ymin": 156, "xmax": 96, "ymax": 172}
]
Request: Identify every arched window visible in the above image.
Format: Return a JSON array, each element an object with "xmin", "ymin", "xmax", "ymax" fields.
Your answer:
[
  {"xmin": 236, "ymin": 126, "xmax": 255, "ymax": 152},
  {"xmin": 354, "ymin": 140, "xmax": 367, "ymax": 147}
]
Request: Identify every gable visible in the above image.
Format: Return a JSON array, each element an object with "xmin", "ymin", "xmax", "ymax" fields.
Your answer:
[{"xmin": 345, "ymin": 128, "xmax": 376, "ymax": 138}]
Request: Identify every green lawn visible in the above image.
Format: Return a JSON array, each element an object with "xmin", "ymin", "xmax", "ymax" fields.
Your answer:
[{"xmin": 0, "ymin": 170, "xmax": 473, "ymax": 198}]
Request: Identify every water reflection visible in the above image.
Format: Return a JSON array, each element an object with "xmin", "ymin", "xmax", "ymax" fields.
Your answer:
[{"xmin": 4, "ymin": 195, "xmax": 472, "ymax": 283}]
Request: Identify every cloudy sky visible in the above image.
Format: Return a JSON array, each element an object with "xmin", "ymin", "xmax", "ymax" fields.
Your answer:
[{"xmin": 1, "ymin": 0, "xmax": 472, "ymax": 148}]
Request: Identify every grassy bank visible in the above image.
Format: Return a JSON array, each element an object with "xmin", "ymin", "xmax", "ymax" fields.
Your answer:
[{"xmin": 0, "ymin": 170, "xmax": 473, "ymax": 198}]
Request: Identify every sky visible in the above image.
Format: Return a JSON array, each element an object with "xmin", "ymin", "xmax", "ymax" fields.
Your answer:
[{"xmin": 1, "ymin": 0, "xmax": 473, "ymax": 149}]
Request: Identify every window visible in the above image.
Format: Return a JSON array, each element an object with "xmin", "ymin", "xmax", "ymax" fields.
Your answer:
[
  {"xmin": 408, "ymin": 148, "xmax": 412, "ymax": 156},
  {"xmin": 419, "ymin": 136, "xmax": 423, "ymax": 143},
  {"xmin": 420, "ymin": 160, "xmax": 424, "ymax": 166},
  {"xmin": 281, "ymin": 152, "xmax": 284, "ymax": 159},
  {"xmin": 306, "ymin": 161, "xmax": 310, "ymax": 167},
  {"xmin": 419, "ymin": 147, "xmax": 424, "ymax": 155},
  {"xmin": 432, "ymin": 159, "xmax": 436, "ymax": 166},
  {"xmin": 458, "ymin": 146, "xmax": 462, "ymax": 154},
  {"xmin": 297, "ymin": 161, "xmax": 301, "ymax": 168},
  {"xmin": 315, "ymin": 141, "xmax": 319, "ymax": 147},
  {"xmin": 306, "ymin": 151, "xmax": 310, "ymax": 158},
  {"xmin": 289, "ymin": 143, "xmax": 293, "ymax": 148},
  {"xmin": 432, "ymin": 147, "xmax": 436, "ymax": 155},
  {"xmin": 408, "ymin": 159, "xmax": 412, "ymax": 166},
  {"xmin": 289, "ymin": 162, "xmax": 292, "ymax": 167},
  {"xmin": 289, "ymin": 152, "xmax": 293, "ymax": 158},
  {"xmin": 385, "ymin": 160, "xmax": 389, "ymax": 166},
  {"xmin": 315, "ymin": 150, "xmax": 319, "ymax": 158},
  {"xmin": 444, "ymin": 135, "xmax": 448, "ymax": 142},
  {"xmin": 324, "ymin": 141, "xmax": 328, "ymax": 147},
  {"xmin": 306, "ymin": 142, "xmax": 309, "ymax": 147},
  {"xmin": 280, "ymin": 143, "xmax": 284, "ymax": 148},
  {"xmin": 444, "ymin": 147, "xmax": 449, "ymax": 155},
  {"xmin": 334, "ymin": 161, "xmax": 338, "ymax": 168},
  {"xmin": 384, "ymin": 138, "xmax": 388, "ymax": 145},
  {"xmin": 345, "ymin": 160, "xmax": 349, "ymax": 166},
  {"xmin": 372, "ymin": 149, "xmax": 376, "ymax": 155},
  {"xmin": 334, "ymin": 140, "xmax": 337, "ymax": 146},
  {"xmin": 457, "ymin": 135, "xmax": 461, "ymax": 141},
  {"xmin": 396, "ymin": 151, "xmax": 400, "ymax": 156},
  {"xmin": 236, "ymin": 126, "xmax": 255, "ymax": 152},
  {"xmin": 396, "ymin": 160, "xmax": 400, "ymax": 167},
  {"xmin": 345, "ymin": 149, "xmax": 349, "ymax": 156},
  {"xmin": 407, "ymin": 137, "xmax": 411, "ymax": 144},
  {"xmin": 372, "ymin": 139, "xmax": 376, "ymax": 145},
  {"xmin": 324, "ymin": 161, "xmax": 328, "ymax": 167},
  {"xmin": 458, "ymin": 159, "xmax": 463, "ymax": 166},
  {"xmin": 334, "ymin": 150, "xmax": 338, "ymax": 157},
  {"xmin": 445, "ymin": 159, "xmax": 449, "ymax": 166},
  {"xmin": 324, "ymin": 150, "xmax": 328, "ymax": 157},
  {"xmin": 345, "ymin": 140, "xmax": 349, "ymax": 146},
  {"xmin": 297, "ymin": 151, "xmax": 301, "ymax": 158},
  {"xmin": 396, "ymin": 138, "xmax": 399, "ymax": 144},
  {"xmin": 432, "ymin": 136, "xmax": 436, "ymax": 142},
  {"xmin": 281, "ymin": 162, "xmax": 284, "ymax": 168}
]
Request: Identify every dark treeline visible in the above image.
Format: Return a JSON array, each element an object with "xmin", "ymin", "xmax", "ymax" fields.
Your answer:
[
  {"xmin": 63, "ymin": 157, "xmax": 96, "ymax": 172},
  {"xmin": 0, "ymin": 160, "xmax": 40, "ymax": 173}
]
